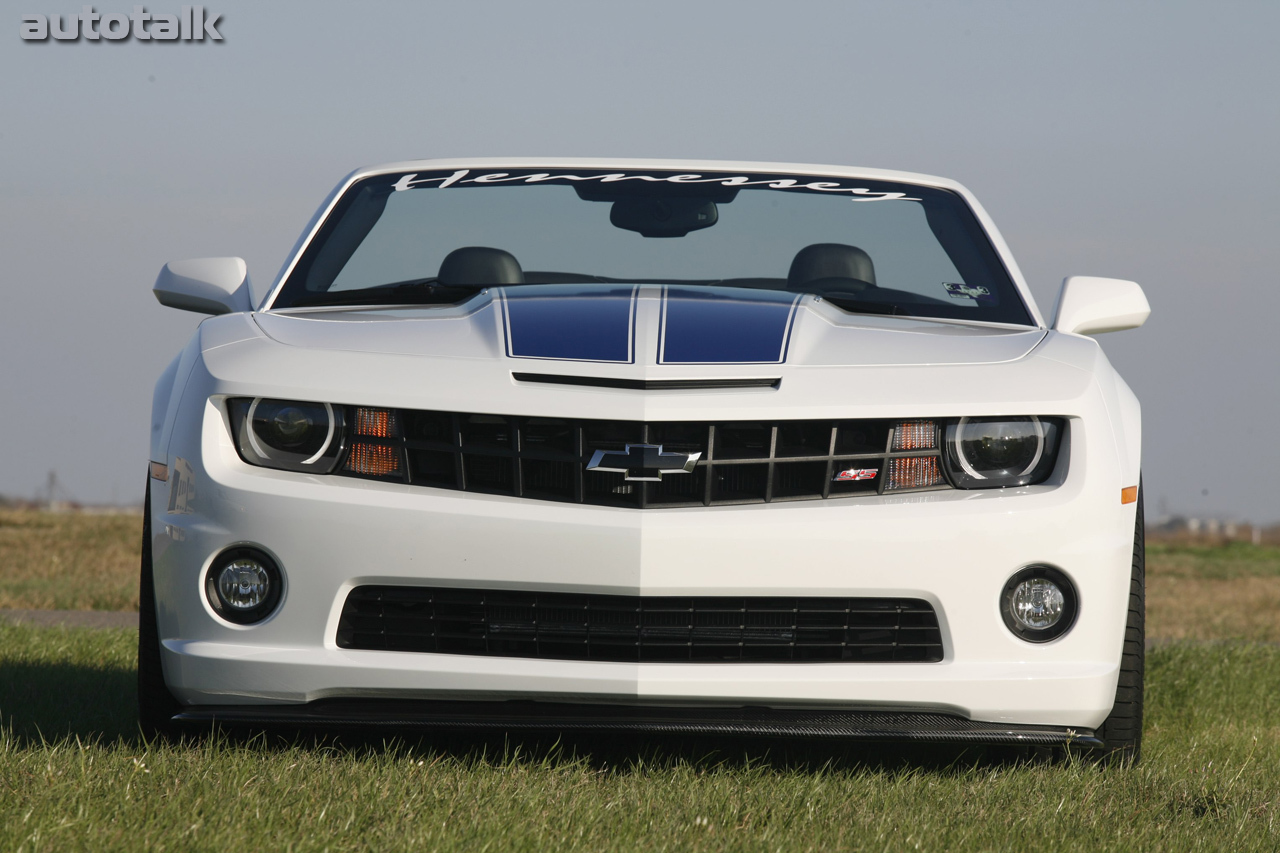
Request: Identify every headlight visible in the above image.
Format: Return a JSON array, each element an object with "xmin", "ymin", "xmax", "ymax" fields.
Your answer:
[
  {"xmin": 228, "ymin": 397, "xmax": 346, "ymax": 473},
  {"xmin": 942, "ymin": 416, "xmax": 1062, "ymax": 488}
]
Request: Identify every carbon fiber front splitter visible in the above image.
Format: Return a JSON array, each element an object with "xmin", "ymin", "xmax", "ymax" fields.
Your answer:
[{"xmin": 173, "ymin": 700, "xmax": 1102, "ymax": 747}]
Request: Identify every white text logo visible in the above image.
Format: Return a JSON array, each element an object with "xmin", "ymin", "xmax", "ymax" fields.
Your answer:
[
  {"xmin": 21, "ymin": 6, "xmax": 223, "ymax": 41},
  {"xmin": 391, "ymin": 170, "xmax": 921, "ymax": 202}
]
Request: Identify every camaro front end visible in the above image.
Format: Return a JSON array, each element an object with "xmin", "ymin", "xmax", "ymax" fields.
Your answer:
[{"xmin": 141, "ymin": 159, "xmax": 1150, "ymax": 755}]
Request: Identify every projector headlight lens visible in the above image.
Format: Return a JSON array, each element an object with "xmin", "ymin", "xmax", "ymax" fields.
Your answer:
[
  {"xmin": 205, "ymin": 547, "xmax": 283, "ymax": 625},
  {"xmin": 229, "ymin": 397, "xmax": 345, "ymax": 473},
  {"xmin": 268, "ymin": 406, "xmax": 315, "ymax": 449},
  {"xmin": 944, "ymin": 416, "xmax": 1063, "ymax": 488},
  {"xmin": 1001, "ymin": 566, "xmax": 1078, "ymax": 642}
]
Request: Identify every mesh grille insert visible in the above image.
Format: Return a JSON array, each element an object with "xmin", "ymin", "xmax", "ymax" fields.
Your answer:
[
  {"xmin": 337, "ymin": 586, "xmax": 945, "ymax": 663},
  {"xmin": 337, "ymin": 410, "xmax": 950, "ymax": 508}
]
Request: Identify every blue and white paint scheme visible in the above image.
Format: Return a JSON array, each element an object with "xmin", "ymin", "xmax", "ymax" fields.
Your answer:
[
  {"xmin": 658, "ymin": 287, "xmax": 800, "ymax": 365},
  {"xmin": 500, "ymin": 285, "xmax": 639, "ymax": 364},
  {"xmin": 145, "ymin": 158, "xmax": 1152, "ymax": 748},
  {"xmin": 497, "ymin": 284, "xmax": 801, "ymax": 365}
]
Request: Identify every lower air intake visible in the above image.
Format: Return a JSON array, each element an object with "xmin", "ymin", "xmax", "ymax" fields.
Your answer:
[{"xmin": 337, "ymin": 586, "xmax": 945, "ymax": 663}]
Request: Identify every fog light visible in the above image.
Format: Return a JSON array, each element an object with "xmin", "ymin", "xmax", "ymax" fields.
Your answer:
[
  {"xmin": 205, "ymin": 547, "xmax": 283, "ymax": 625},
  {"xmin": 218, "ymin": 560, "xmax": 270, "ymax": 610},
  {"xmin": 1001, "ymin": 566, "xmax": 1077, "ymax": 643}
]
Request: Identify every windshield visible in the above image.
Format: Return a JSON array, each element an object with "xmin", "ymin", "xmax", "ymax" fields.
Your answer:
[{"xmin": 270, "ymin": 168, "xmax": 1033, "ymax": 325}]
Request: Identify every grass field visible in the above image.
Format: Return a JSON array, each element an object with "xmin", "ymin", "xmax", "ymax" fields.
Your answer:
[
  {"xmin": 0, "ymin": 510, "xmax": 140, "ymax": 612},
  {"xmin": 1147, "ymin": 542, "xmax": 1280, "ymax": 642},
  {"xmin": 1, "ymin": 512, "xmax": 1279, "ymax": 850},
  {"xmin": 1, "ymin": 627, "xmax": 1276, "ymax": 851}
]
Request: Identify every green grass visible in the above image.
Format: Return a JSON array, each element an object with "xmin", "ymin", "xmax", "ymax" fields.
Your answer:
[
  {"xmin": 1147, "ymin": 543, "xmax": 1280, "ymax": 642},
  {"xmin": 1147, "ymin": 541, "xmax": 1280, "ymax": 580},
  {"xmin": 1, "ymin": 624, "xmax": 1277, "ymax": 852}
]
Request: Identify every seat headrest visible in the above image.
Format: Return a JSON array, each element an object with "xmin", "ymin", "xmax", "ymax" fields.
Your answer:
[
  {"xmin": 438, "ymin": 247, "xmax": 524, "ymax": 287},
  {"xmin": 787, "ymin": 243, "xmax": 876, "ymax": 290}
]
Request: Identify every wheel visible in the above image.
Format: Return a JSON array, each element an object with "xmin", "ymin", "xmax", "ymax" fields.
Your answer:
[
  {"xmin": 1092, "ymin": 482, "xmax": 1144, "ymax": 764},
  {"xmin": 138, "ymin": 480, "xmax": 182, "ymax": 740}
]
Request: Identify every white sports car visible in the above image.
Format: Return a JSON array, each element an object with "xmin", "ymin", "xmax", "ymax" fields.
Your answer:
[{"xmin": 140, "ymin": 159, "xmax": 1150, "ymax": 759}]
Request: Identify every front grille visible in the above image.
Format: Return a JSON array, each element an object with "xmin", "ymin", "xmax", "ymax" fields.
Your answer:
[
  {"xmin": 338, "ymin": 408, "xmax": 949, "ymax": 508},
  {"xmin": 337, "ymin": 586, "xmax": 945, "ymax": 663}
]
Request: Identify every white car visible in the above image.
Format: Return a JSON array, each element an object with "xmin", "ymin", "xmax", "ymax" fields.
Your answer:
[{"xmin": 140, "ymin": 159, "xmax": 1150, "ymax": 759}]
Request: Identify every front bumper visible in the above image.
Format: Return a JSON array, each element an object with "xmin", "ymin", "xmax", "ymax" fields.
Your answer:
[{"xmin": 151, "ymin": 394, "xmax": 1137, "ymax": 731}]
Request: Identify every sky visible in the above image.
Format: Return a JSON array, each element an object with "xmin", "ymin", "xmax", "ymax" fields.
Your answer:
[{"xmin": 1, "ymin": 0, "xmax": 1277, "ymax": 521}]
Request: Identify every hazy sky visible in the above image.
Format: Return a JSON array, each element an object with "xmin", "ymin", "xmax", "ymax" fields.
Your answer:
[{"xmin": 2, "ymin": 1, "xmax": 1277, "ymax": 521}]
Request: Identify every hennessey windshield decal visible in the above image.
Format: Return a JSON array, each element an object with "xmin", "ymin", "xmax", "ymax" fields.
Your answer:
[
  {"xmin": 658, "ymin": 288, "xmax": 800, "ymax": 365},
  {"xmin": 501, "ymin": 286, "xmax": 637, "ymax": 363},
  {"xmin": 391, "ymin": 170, "xmax": 920, "ymax": 202}
]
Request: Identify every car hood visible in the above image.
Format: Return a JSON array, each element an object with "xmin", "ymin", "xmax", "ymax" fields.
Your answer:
[{"xmin": 252, "ymin": 285, "xmax": 1045, "ymax": 372}]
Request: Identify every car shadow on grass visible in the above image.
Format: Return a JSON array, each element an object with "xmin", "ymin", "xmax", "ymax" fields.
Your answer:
[
  {"xmin": 0, "ymin": 661, "xmax": 140, "ymax": 746},
  {"xmin": 168, "ymin": 724, "xmax": 1054, "ymax": 774},
  {"xmin": 0, "ymin": 659, "xmax": 1058, "ymax": 771}
]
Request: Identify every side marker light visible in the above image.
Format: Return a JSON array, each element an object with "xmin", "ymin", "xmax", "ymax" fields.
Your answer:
[{"xmin": 1121, "ymin": 486, "xmax": 1138, "ymax": 504}]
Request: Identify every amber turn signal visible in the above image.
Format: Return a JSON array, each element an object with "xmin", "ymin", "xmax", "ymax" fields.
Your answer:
[
  {"xmin": 1121, "ymin": 485, "xmax": 1138, "ymax": 504},
  {"xmin": 891, "ymin": 420, "xmax": 937, "ymax": 451},
  {"xmin": 886, "ymin": 456, "xmax": 943, "ymax": 490},
  {"xmin": 353, "ymin": 407, "xmax": 399, "ymax": 438},
  {"xmin": 345, "ymin": 443, "xmax": 402, "ymax": 477}
]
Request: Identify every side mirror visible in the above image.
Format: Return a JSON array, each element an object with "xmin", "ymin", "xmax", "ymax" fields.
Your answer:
[
  {"xmin": 1051, "ymin": 276, "xmax": 1150, "ymax": 335},
  {"xmin": 153, "ymin": 257, "xmax": 253, "ymax": 315}
]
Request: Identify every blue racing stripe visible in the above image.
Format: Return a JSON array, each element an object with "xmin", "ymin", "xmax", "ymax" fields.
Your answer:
[
  {"xmin": 503, "ymin": 285, "xmax": 637, "ymax": 363},
  {"xmin": 659, "ymin": 287, "xmax": 799, "ymax": 364}
]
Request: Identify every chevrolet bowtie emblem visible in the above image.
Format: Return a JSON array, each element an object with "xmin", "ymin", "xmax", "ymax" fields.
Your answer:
[{"xmin": 586, "ymin": 444, "xmax": 702, "ymax": 482}]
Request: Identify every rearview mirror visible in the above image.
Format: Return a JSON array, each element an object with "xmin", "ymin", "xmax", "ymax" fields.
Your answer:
[
  {"xmin": 610, "ymin": 198, "xmax": 718, "ymax": 238},
  {"xmin": 1051, "ymin": 276, "xmax": 1150, "ymax": 335},
  {"xmin": 154, "ymin": 257, "xmax": 253, "ymax": 315}
]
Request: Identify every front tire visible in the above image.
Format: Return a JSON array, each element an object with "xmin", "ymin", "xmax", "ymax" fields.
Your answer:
[
  {"xmin": 138, "ymin": 480, "xmax": 182, "ymax": 740},
  {"xmin": 1093, "ymin": 484, "xmax": 1145, "ymax": 763}
]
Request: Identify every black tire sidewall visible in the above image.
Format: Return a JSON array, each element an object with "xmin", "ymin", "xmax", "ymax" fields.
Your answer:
[{"xmin": 137, "ymin": 479, "xmax": 181, "ymax": 737}]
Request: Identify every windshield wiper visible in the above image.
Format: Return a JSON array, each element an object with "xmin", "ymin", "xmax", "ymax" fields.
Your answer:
[{"xmin": 289, "ymin": 279, "xmax": 484, "ymax": 308}]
